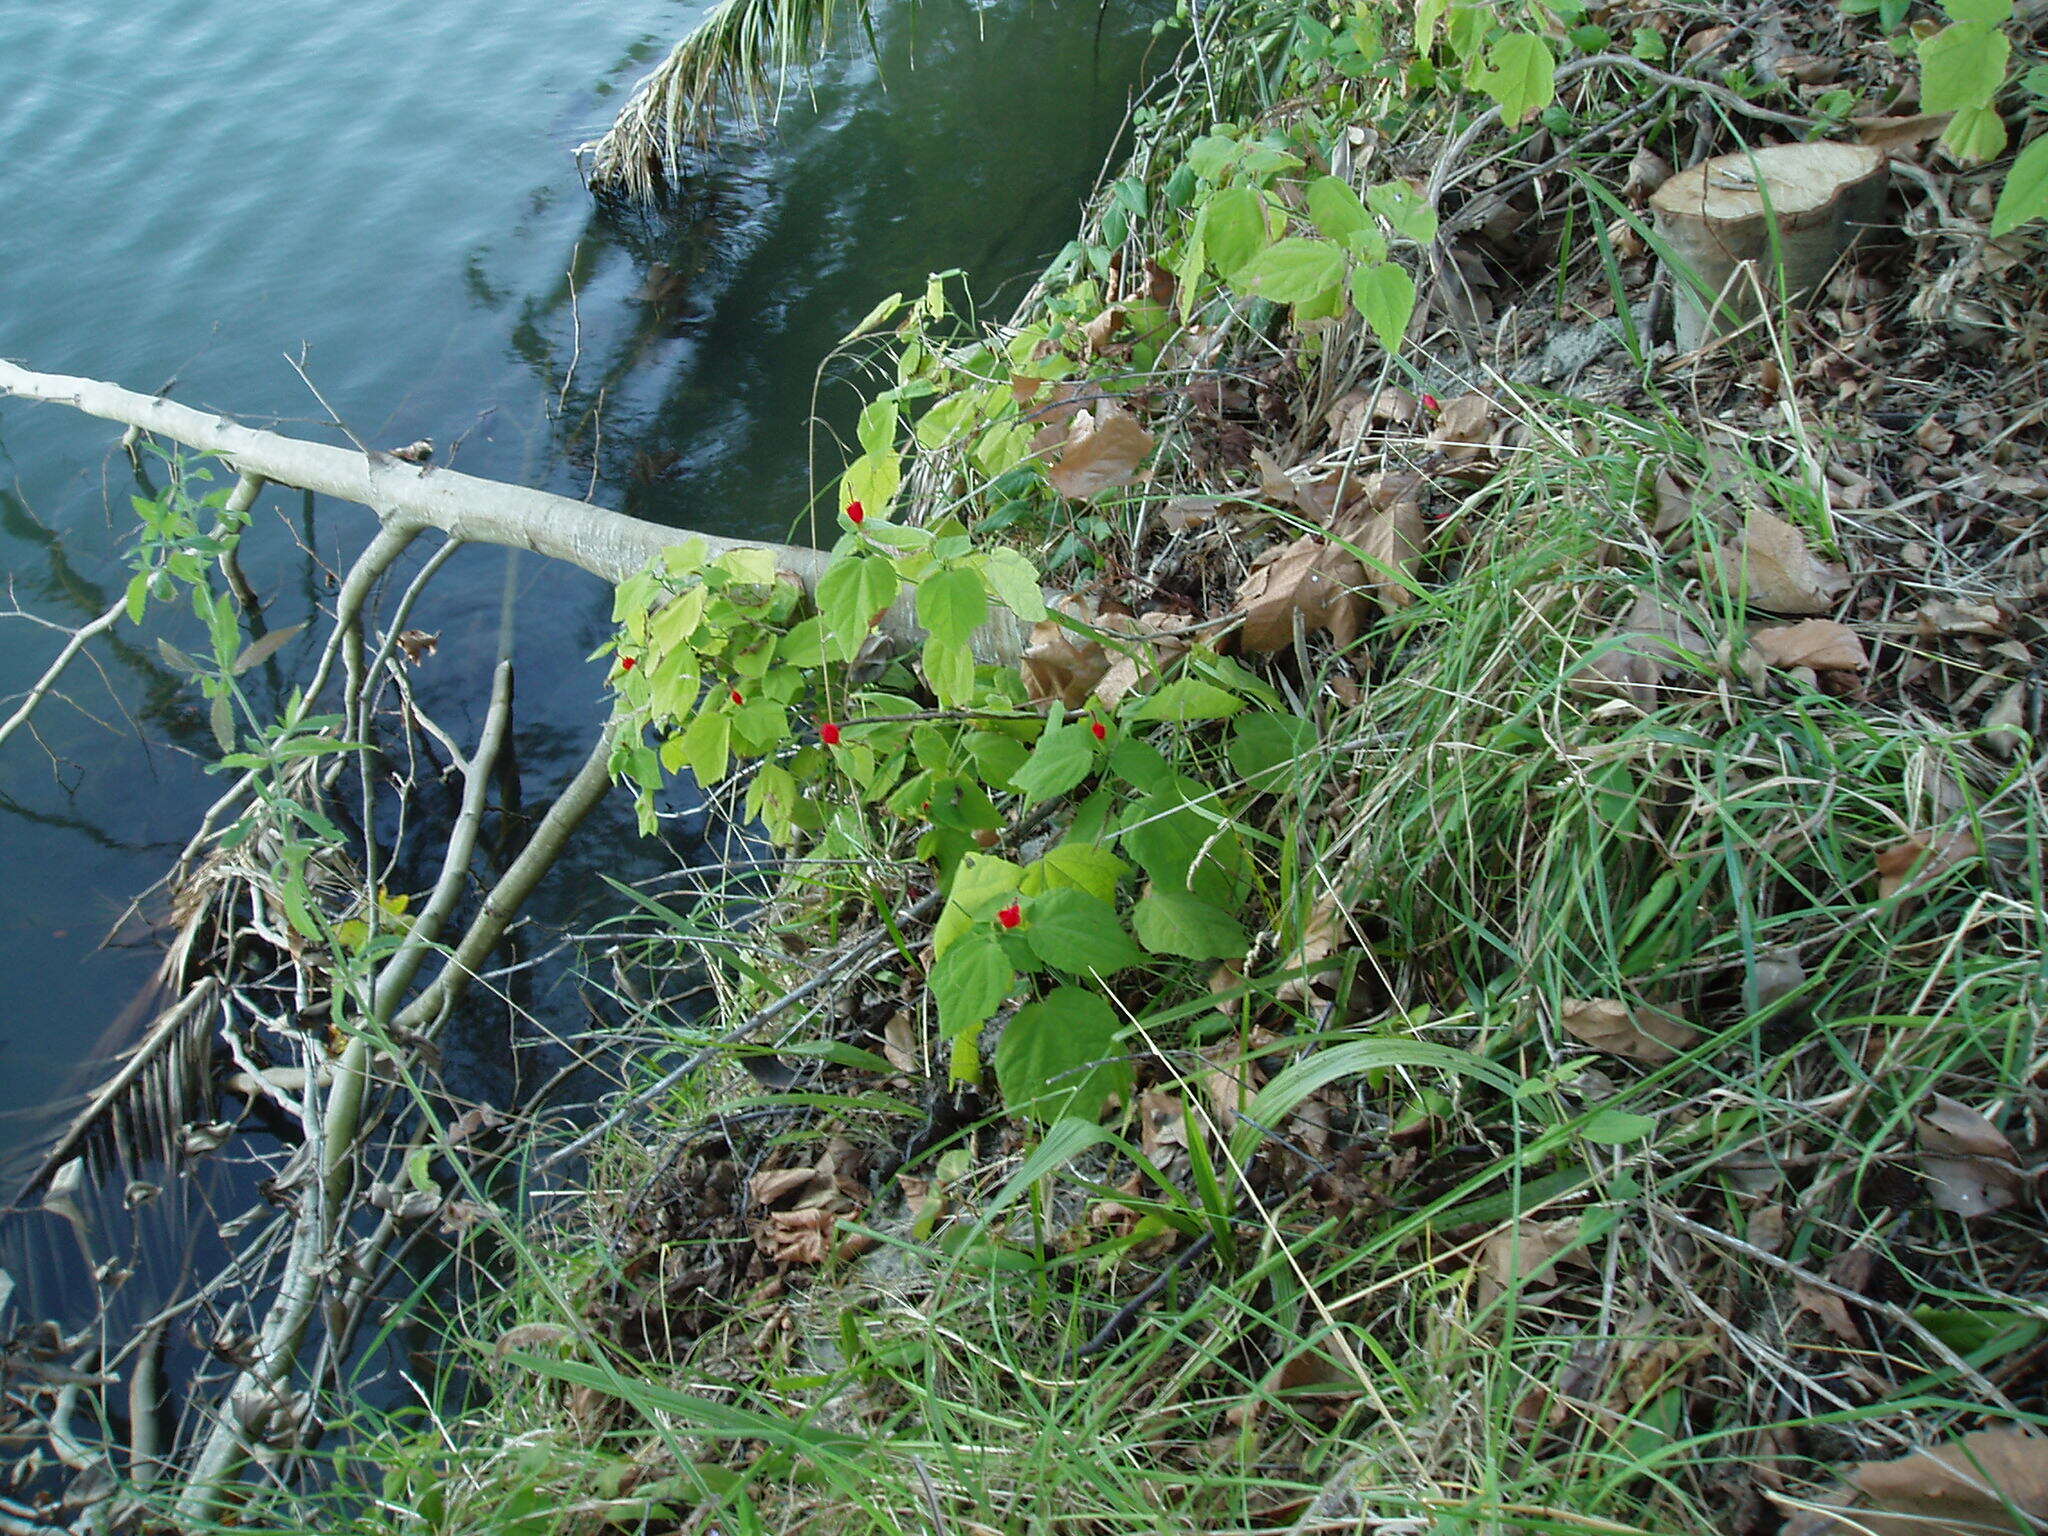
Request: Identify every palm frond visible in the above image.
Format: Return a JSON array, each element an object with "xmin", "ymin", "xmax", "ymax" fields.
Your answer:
[{"xmin": 583, "ymin": 0, "xmax": 881, "ymax": 198}]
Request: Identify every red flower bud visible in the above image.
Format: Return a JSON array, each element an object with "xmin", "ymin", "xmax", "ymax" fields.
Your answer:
[
  {"xmin": 1422, "ymin": 394, "xmax": 1441, "ymax": 413},
  {"xmin": 729, "ymin": 689, "xmax": 744, "ymax": 705},
  {"xmin": 847, "ymin": 500, "xmax": 865, "ymax": 524},
  {"xmin": 996, "ymin": 903, "xmax": 1022, "ymax": 930},
  {"xmin": 820, "ymin": 721, "xmax": 842, "ymax": 745},
  {"xmin": 618, "ymin": 656, "xmax": 636, "ymax": 672},
  {"xmin": 1091, "ymin": 720, "xmax": 1107, "ymax": 741}
]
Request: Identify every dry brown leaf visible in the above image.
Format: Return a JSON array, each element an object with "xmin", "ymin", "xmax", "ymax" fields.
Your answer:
[
  {"xmin": 881, "ymin": 1010, "xmax": 919, "ymax": 1075},
  {"xmin": 1875, "ymin": 829, "xmax": 1976, "ymax": 900},
  {"xmin": 1917, "ymin": 1096, "xmax": 2027, "ymax": 1218},
  {"xmin": 494, "ymin": 1322, "xmax": 575, "ymax": 1357},
  {"xmin": 750, "ymin": 1166, "xmax": 832, "ymax": 1209},
  {"xmin": 1020, "ymin": 596, "xmax": 1115, "ymax": 709},
  {"xmin": 1276, "ymin": 896, "xmax": 1348, "ymax": 1006},
  {"xmin": 1236, "ymin": 536, "xmax": 1369, "ymax": 654},
  {"xmin": 1045, "ymin": 403, "xmax": 1155, "ymax": 500},
  {"xmin": 1082, "ymin": 306, "xmax": 1127, "ymax": 357},
  {"xmin": 757, "ymin": 1208, "xmax": 836, "ymax": 1266},
  {"xmin": 1092, "ymin": 614, "xmax": 1190, "ymax": 709},
  {"xmin": 1794, "ymin": 1281, "xmax": 1865, "ymax": 1344},
  {"xmin": 1746, "ymin": 1202, "xmax": 1788, "ymax": 1255},
  {"xmin": 1325, "ymin": 386, "xmax": 1421, "ymax": 445},
  {"xmin": 1481, "ymin": 1217, "xmax": 1585, "ymax": 1289},
  {"xmin": 1918, "ymin": 600, "xmax": 2010, "ymax": 638},
  {"xmin": 1705, "ymin": 508, "xmax": 1852, "ymax": 615},
  {"xmin": 1140, "ymin": 256, "xmax": 1176, "ymax": 305},
  {"xmin": 1198, "ymin": 1041, "xmax": 1250, "ymax": 1128},
  {"xmin": 1345, "ymin": 501, "xmax": 1427, "ymax": 614},
  {"xmin": 1560, "ymin": 997, "xmax": 1700, "ymax": 1063},
  {"xmin": 1426, "ymin": 393, "xmax": 1505, "ymax": 480},
  {"xmin": 1983, "ymin": 684, "xmax": 2027, "ymax": 760},
  {"xmin": 1782, "ymin": 1427, "xmax": 2048, "ymax": 1536},
  {"xmin": 1751, "ymin": 619, "xmax": 1868, "ymax": 672},
  {"xmin": 1571, "ymin": 595, "xmax": 1710, "ymax": 706},
  {"xmin": 395, "ymin": 629, "xmax": 439, "ymax": 666},
  {"xmin": 1853, "ymin": 112, "xmax": 1954, "ymax": 151}
]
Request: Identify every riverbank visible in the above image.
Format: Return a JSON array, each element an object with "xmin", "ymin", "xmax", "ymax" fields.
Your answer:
[{"xmin": 127, "ymin": 0, "xmax": 2048, "ymax": 1528}]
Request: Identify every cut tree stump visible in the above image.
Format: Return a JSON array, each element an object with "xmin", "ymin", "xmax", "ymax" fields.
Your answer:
[{"xmin": 1651, "ymin": 141, "xmax": 1889, "ymax": 352}]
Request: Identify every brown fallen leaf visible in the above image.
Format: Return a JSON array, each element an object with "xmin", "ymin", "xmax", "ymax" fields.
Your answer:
[
  {"xmin": 1918, "ymin": 600, "xmax": 2010, "ymax": 638},
  {"xmin": 1704, "ymin": 508, "xmax": 1851, "ymax": 615},
  {"xmin": 1560, "ymin": 997, "xmax": 1700, "ymax": 1063},
  {"xmin": 1140, "ymin": 256, "xmax": 1176, "ymax": 306},
  {"xmin": 1276, "ymin": 896, "xmax": 1349, "ymax": 1006},
  {"xmin": 1917, "ymin": 1096, "xmax": 2028, "ymax": 1218},
  {"xmin": 1781, "ymin": 1427, "xmax": 2048, "ymax": 1536},
  {"xmin": 1236, "ymin": 536, "xmax": 1369, "ymax": 654},
  {"xmin": 1020, "ymin": 596, "xmax": 1116, "ymax": 709},
  {"xmin": 1750, "ymin": 619, "xmax": 1868, "ymax": 672},
  {"xmin": 1427, "ymin": 393, "xmax": 1505, "ymax": 480},
  {"xmin": 1571, "ymin": 594, "xmax": 1711, "ymax": 707},
  {"xmin": 395, "ymin": 629, "xmax": 439, "ymax": 666},
  {"xmin": 1875, "ymin": 829, "xmax": 1976, "ymax": 900},
  {"xmin": 1481, "ymin": 1217, "xmax": 1586, "ymax": 1290},
  {"xmin": 1325, "ymin": 385, "xmax": 1421, "ymax": 445},
  {"xmin": 1091, "ymin": 614, "xmax": 1190, "ymax": 709},
  {"xmin": 1045, "ymin": 403, "xmax": 1155, "ymax": 501},
  {"xmin": 1344, "ymin": 501, "xmax": 1427, "ymax": 614},
  {"xmin": 757, "ymin": 1208, "xmax": 837, "ymax": 1266},
  {"xmin": 1082, "ymin": 306, "xmax": 1127, "ymax": 357},
  {"xmin": 1853, "ymin": 112, "xmax": 1954, "ymax": 151}
]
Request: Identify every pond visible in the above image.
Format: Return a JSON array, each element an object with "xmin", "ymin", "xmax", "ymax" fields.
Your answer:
[{"xmin": 0, "ymin": 0, "xmax": 1156, "ymax": 1299}]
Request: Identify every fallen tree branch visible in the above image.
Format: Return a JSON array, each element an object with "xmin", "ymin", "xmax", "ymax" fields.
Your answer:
[{"xmin": 0, "ymin": 359, "xmax": 1027, "ymax": 665}]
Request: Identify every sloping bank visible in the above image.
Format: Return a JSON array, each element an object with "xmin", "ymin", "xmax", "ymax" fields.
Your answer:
[{"xmin": 220, "ymin": 0, "xmax": 2048, "ymax": 1529}]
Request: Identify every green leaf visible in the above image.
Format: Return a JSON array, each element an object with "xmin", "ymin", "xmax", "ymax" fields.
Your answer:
[
  {"xmin": 676, "ymin": 709, "xmax": 731, "ymax": 787},
  {"xmin": 123, "ymin": 571, "xmax": 151, "ymax": 625},
  {"xmin": 917, "ymin": 564, "xmax": 988, "ymax": 648},
  {"xmin": 921, "ymin": 635, "xmax": 974, "ymax": 708},
  {"xmin": 978, "ymin": 546, "xmax": 1047, "ymax": 623},
  {"xmin": 1350, "ymin": 261, "xmax": 1416, "ymax": 355},
  {"xmin": 1305, "ymin": 176, "xmax": 1371, "ymax": 246},
  {"xmin": 1366, "ymin": 181, "xmax": 1440, "ymax": 243},
  {"xmin": 1025, "ymin": 841, "xmax": 1130, "ymax": 902},
  {"xmin": 1186, "ymin": 134, "xmax": 1240, "ymax": 182},
  {"xmin": 856, "ymin": 398, "xmax": 899, "ymax": 457},
  {"xmin": 1944, "ymin": 0, "xmax": 2011, "ymax": 22},
  {"xmin": 1228, "ymin": 712, "xmax": 1318, "ymax": 788},
  {"xmin": 1232, "ymin": 238, "xmax": 1347, "ymax": 304},
  {"xmin": 232, "ymin": 622, "xmax": 306, "ymax": 676},
  {"xmin": 1920, "ymin": 20, "xmax": 2008, "ymax": 113},
  {"xmin": 843, "ymin": 291, "xmax": 905, "ymax": 342},
  {"xmin": 1010, "ymin": 719, "xmax": 1097, "ymax": 804},
  {"xmin": 815, "ymin": 556, "xmax": 900, "ymax": 662},
  {"xmin": 1024, "ymin": 888, "xmax": 1148, "ymax": 975},
  {"xmin": 1992, "ymin": 133, "xmax": 2048, "ymax": 235},
  {"xmin": 1580, "ymin": 1108, "xmax": 1658, "ymax": 1144},
  {"xmin": 1132, "ymin": 891, "xmax": 1248, "ymax": 961},
  {"xmin": 1126, "ymin": 679, "xmax": 1245, "ymax": 722},
  {"xmin": 934, "ymin": 852, "xmax": 1024, "ymax": 955},
  {"xmin": 931, "ymin": 929, "xmax": 1015, "ymax": 1041},
  {"xmin": 1203, "ymin": 186, "xmax": 1270, "ymax": 278},
  {"xmin": 994, "ymin": 987, "xmax": 1133, "ymax": 1124},
  {"xmin": 1475, "ymin": 32, "xmax": 1556, "ymax": 126},
  {"xmin": 1940, "ymin": 102, "xmax": 2009, "ymax": 162}
]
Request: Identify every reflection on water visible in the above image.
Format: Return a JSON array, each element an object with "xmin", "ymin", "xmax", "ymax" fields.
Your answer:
[{"xmin": 0, "ymin": 0, "xmax": 1161, "ymax": 1365}]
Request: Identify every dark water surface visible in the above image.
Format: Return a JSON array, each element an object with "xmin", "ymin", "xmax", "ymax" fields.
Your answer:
[{"xmin": 0, "ymin": 0, "xmax": 1155, "ymax": 1179}]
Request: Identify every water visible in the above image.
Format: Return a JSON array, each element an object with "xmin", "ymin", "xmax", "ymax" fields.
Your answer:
[{"xmin": 0, "ymin": 0, "xmax": 1156, "ymax": 1179}]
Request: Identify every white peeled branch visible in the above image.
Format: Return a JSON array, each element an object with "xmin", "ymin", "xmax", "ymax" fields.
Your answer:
[{"xmin": 1651, "ymin": 142, "xmax": 1889, "ymax": 352}]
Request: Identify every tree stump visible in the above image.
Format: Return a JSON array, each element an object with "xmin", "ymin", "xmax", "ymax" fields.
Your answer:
[{"xmin": 1651, "ymin": 142, "xmax": 1889, "ymax": 352}]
